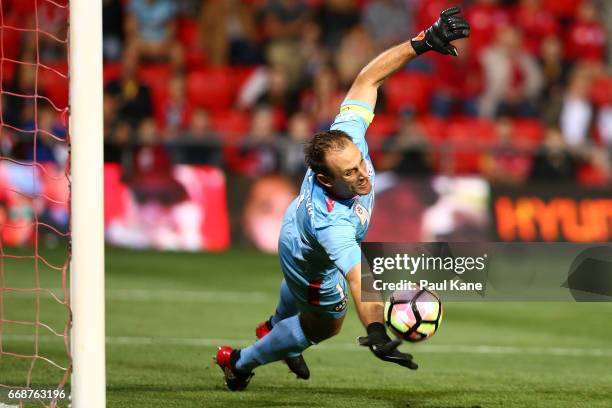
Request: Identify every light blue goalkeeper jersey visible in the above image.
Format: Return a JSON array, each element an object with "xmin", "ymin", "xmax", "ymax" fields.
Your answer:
[{"xmin": 278, "ymin": 100, "xmax": 375, "ymax": 313}]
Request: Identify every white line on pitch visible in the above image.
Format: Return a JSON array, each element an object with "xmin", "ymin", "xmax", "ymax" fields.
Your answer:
[{"xmin": 3, "ymin": 334, "xmax": 612, "ymax": 358}]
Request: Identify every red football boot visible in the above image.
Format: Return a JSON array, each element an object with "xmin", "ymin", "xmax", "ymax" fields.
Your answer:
[{"xmin": 215, "ymin": 346, "xmax": 254, "ymax": 391}]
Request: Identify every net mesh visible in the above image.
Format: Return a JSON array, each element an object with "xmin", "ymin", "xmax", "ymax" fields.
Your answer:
[{"xmin": 0, "ymin": 0, "xmax": 71, "ymax": 406}]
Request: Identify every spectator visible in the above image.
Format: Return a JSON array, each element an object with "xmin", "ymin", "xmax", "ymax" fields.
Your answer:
[
  {"xmin": 335, "ymin": 25, "xmax": 375, "ymax": 88},
  {"xmin": 538, "ymin": 35, "xmax": 571, "ymax": 126},
  {"xmin": 199, "ymin": 0, "xmax": 260, "ymax": 66},
  {"xmin": 596, "ymin": 104, "xmax": 612, "ymax": 148},
  {"xmin": 465, "ymin": 0, "xmax": 511, "ymax": 57},
  {"xmin": 126, "ymin": 118, "xmax": 187, "ymax": 205},
  {"xmin": 530, "ymin": 127, "xmax": 577, "ymax": 181},
  {"xmin": 301, "ymin": 65, "xmax": 344, "ymax": 130},
  {"xmin": 380, "ymin": 112, "xmax": 432, "ymax": 175},
  {"xmin": 479, "ymin": 25, "xmax": 543, "ymax": 118},
  {"xmin": 162, "ymin": 73, "xmax": 193, "ymax": 135},
  {"xmin": 260, "ymin": 0, "xmax": 310, "ymax": 43},
  {"xmin": 480, "ymin": 117, "xmax": 532, "ymax": 185},
  {"xmin": 228, "ymin": 106, "xmax": 280, "ymax": 177},
  {"xmin": 430, "ymin": 39, "xmax": 482, "ymax": 117},
  {"xmin": 281, "ymin": 111, "xmax": 311, "ymax": 176},
  {"xmin": 173, "ymin": 108, "xmax": 223, "ymax": 167},
  {"xmin": 260, "ymin": 0, "xmax": 311, "ymax": 84},
  {"xmin": 566, "ymin": 1, "xmax": 607, "ymax": 64},
  {"xmin": 513, "ymin": 0, "xmax": 558, "ymax": 56},
  {"xmin": 103, "ymin": 0, "xmax": 126, "ymax": 61},
  {"xmin": 316, "ymin": 0, "xmax": 360, "ymax": 50},
  {"xmin": 559, "ymin": 65, "xmax": 594, "ymax": 147},
  {"xmin": 299, "ymin": 20, "xmax": 329, "ymax": 79},
  {"xmin": 21, "ymin": 0, "xmax": 69, "ymax": 62},
  {"xmin": 105, "ymin": 49, "xmax": 153, "ymax": 130},
  {"xmin": 255, "ymin": 64, "xmax": 301, "ymax": 127},
  {"xmin": 362, "ymin": 0, "xmax": 411, "ymax": 52},
  {"xmin": 124, "ymin": 0, "xmax": 184, "ymax": 70},
  {"xmin": 578, "ymin": 147, "xmax": 612, "ymax": 186}
]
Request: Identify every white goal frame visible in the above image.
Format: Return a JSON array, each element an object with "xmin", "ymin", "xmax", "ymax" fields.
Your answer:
[{"xmin": 69, "ymin": 0, "xmax": 106, "ymax": 406}]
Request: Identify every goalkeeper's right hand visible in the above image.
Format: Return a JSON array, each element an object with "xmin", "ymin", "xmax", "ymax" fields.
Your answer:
[
  {"xmin": 358, "ymin": 322, "xmax": 418, "ymax": 370},
  {"xmin": 410, "ymin": 6, "xmax": 470, "ymax": 57}
]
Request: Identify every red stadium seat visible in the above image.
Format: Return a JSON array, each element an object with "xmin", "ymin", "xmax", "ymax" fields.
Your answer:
[
  {"xmin": 591, "ymin": 75, "xmax": 612, "ymax": 106},
  {"xmin": 39, "ymin": 63, "xmax": 69, "ymax": 109},
  {"xmin": 1, "ymin": 22, "xmax": 22, "ymax": 61},
  {"xmin": 446, "ymin": 118, "xmax": 496, "ymax": 174},
  {"xmin": 179, "ymin": 19, "xmax": 207, "ymax": 70},
  {"xmin": 178, "ymin": 19, "xmax": 200, "ymax": 48},
  {"xmin": 187, "ymin": 68, "xmax": 235, "ymax": 112},
  {"xmin": 416, "ymin": 115, "xmax": 447, "ymax": 145},
  {"xmin": 103, "ymin": 63, "xmax": 122, "ymax": 85},
  {"xmin": 447, "ymin": 117, "xmax": 497, "ymax": 145},
  {"xmin": 211, "ymin": 110, "xmax": 250, "ymax": 142},
  {"xmin": 231, "ymin": 66, "xmax": 258, "ymax": 93},
  {"xmin": 1, "ymin": 60, "xmax": 17, "ymax": 85},
  {"xmin": 138, "ymin": 64, "xmax": 172, "ymax": 129},
  {"xmin": 139, "ymin": 64, "xmax": 172, "ymax": 89},
  {"xmin": 578, "ymin": 164, "xmax": 608, "ymax": 187},
  {"xmin": 368, "ymin": 114, "xmax": 397, "ymax": 147},
  {"xmin": 542, "ymin": 0, "xmax": 579, "ymax": 17},
  {"xmin": 511, "ymin": 119, "xmax": 544, "ymax": 148},
  {"xmin": 384, "ymin": 72, "xmax": 433, "ymax": 114}
]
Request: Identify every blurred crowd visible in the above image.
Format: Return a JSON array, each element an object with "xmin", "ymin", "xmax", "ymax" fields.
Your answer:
[{"xmin": 2, "ymin": 0, "xmax": 612, "ymax": 187}]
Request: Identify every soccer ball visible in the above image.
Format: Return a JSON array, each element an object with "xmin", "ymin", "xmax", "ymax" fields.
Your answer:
[{"xmin": 384, "ymin": 289, "xmax": 443, "ymax": 342}]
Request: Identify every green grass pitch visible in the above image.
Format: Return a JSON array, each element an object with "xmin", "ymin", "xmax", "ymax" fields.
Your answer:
[{"xmin": 1, "ymin": 246, "xmax": 611, "ymax": 407}]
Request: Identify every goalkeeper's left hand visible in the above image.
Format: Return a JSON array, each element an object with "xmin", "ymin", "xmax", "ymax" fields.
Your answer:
[
  {"xmin": 358, "ymin": 322, "xmax": 418, "ymax": 370},
  {"xmin": 410, "ymin": 6, "xmax": 470, "ymax": 56}
]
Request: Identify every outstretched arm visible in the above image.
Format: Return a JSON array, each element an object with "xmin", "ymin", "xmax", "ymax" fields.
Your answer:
[
  {"xmin": 344, "ymin": 41, "xmax": 417, "ymax": 108},
  {"xmin": 344, "ymin": 6, "xmax": 470, "ymax": 109}
]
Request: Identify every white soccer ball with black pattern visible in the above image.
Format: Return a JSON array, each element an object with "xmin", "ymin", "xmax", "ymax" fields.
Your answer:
[{"xmin": 384, "ymin": 289, "xmax": 443, "ymax": 342}]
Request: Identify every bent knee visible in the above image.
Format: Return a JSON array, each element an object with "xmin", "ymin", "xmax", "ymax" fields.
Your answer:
[{"xmin": 300, "ymin": 313, "xmax": 345, "ymax": 344}]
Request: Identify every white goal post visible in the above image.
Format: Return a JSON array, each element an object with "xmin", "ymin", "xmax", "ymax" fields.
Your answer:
[{"xmin": 69, "ymin": 0, "xmax": 106, "ymax": 406}]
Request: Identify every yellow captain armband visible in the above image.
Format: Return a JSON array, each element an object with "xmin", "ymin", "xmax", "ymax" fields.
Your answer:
[{"xmin": 339, "ymin": 104, "xmax": 374, "ymax": 125}]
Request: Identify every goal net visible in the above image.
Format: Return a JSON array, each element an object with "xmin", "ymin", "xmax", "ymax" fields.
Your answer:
[{"xmin": 0, "ymin": 0, "xmax": 72, "ymax": 406}]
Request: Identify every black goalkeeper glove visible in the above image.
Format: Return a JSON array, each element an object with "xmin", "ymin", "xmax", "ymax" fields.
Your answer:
[
  {"xmin": 358, "ymin": 322, "xmax": 418, "ymax": 370},
  {"xmin": 410, "ymin": 6, "xmax": 470, "ymax": 56}
]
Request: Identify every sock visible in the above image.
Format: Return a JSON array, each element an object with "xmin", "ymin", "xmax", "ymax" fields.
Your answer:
[
  {"xmin": 269, "ymin": 279, "xmax": 301, "ymax": 357},
  {"xmin": 236, "ymin": 315, "xmax": 311, "ymax": 372},
  {"xmin": 270, "ymin": 279, "xmax": 298, "ymax": 326}
]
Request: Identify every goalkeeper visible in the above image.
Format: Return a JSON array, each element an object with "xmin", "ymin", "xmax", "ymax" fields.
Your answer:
[{"xmin": 216, "ymin": 7, "xmax": 470, "ymax": 391}]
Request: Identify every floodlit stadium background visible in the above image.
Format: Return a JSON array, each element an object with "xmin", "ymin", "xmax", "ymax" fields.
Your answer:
[{"xmin": 2, "ymin": 0, "xmax": 612, "ymax": 251}]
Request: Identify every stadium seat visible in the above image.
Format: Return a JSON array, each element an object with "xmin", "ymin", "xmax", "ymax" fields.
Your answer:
[
  {"xmin": 384, "ymin": 71, "xmax": 433, "ymax": 114},
  {"xmin": 542, "ymin": 0, "xmax": 579, "ymax": 17},
  {"xmin": 138, "ymin": 64, "xmax": 172, "ymax": 128},
  {"xmin": 178, "ymin": 19, "xmax": 207, "ymax": 70},
  {"xmin": 591, "ymin": 75, "xmax": 612, "ymax": 106},
  {"xmin": 39, "ymin": 63, "xmax": 69, "ymax": 109},
  {"xmin": 1, "ymin": 60, "xmax": 17, "ymax": 85},
  {"xmin": 511, "ymin": 119, "xmax": 544, "ymax": 148},
  {"xmin": 187, "ymin": 68, "xmax": 235, "ymax": 112},
  {"xmin": 416, "ymin": 115, "xmax": 447, "ymax": 145},
  {"xmin": 211, "ymin": 110, "xmax": 250, "ymax": 142},
  {"xmin": 10, "ymin": 0, "xmax": 37, "ymax": 20},
  {"xmin": 138, "ymin": 64, "xmax": 172, "ymax": 89},
  {"xmin": 368, "ymin": 114, "xmax": 397, "ymax": 149},
  {"xmin": 103, "ymin": 63, "xmax": 122, "ymax": 85},
  {"xmin": 1, "ymin": 22, "xmax": 22, "ymax": 62},
  {"xmin": 577, "ymin": 164, "xmax": 608, "ymax": 187},
  {"xmin": 446, "ymin": 118, "xmax": 496, "ymax": 174},
  {"xmin": 231, "ymin": 66, "xmax": 258, "ymax": 93},
  {"xmin": 178, "ymin": 19, "xmax": 200, "ymax": 49}
]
